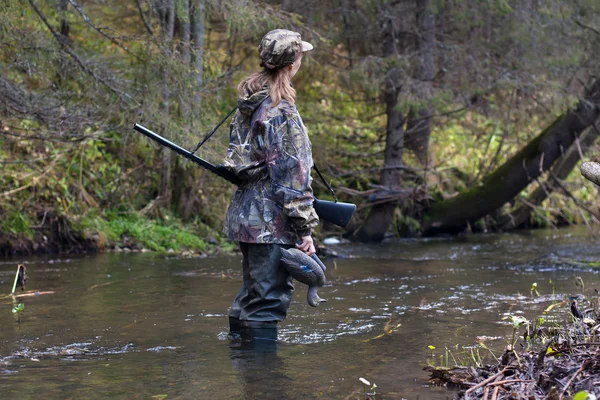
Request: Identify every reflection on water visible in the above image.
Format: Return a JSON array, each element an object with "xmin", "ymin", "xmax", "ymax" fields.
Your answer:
[
  {"xmin": 229, "ymin": 338, "xmax": 289, "ymax": 400},
  {"xmin": 0, "ymin": 227, "xmax": 599, "ymax": 399}
]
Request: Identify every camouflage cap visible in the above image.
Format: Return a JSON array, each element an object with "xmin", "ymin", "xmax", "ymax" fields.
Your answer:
[{"xmin": 258, "ymin": 29, "xmax": 313, "ymax": 70}]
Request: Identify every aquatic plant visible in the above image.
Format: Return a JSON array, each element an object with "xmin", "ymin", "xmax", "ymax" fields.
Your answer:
[
  {"xmin": 358, "ymin": 377, "xmax": 377, "ymax": 398},
  {"xmin": 12, "ymin": 303, "xmax": 24, "ymax": 323},
  {"xmin": 575, "ymin": 276, "xmax": 585, "ymax": 292},
  {"xmin": 429, "ymin": 343, "xmax": 498, "ymax": 370},
  {"xmin": 503, "ymin": 314, "xmax": 529, "ymax": 349},
  {"xmin": 428, "ymin": 345, "xmax": 435, "ymax": 358},
  {"xmin": 364, "ymin": 317, "xmax": 401, "ymax": 342},
  {"xmin": 530, "ymin": 282, "xmax": 540, "ymax": 298}
]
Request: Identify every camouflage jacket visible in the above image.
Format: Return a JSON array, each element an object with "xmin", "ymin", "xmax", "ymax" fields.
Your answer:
[{"xmin": 223, "ymin": 88, "xmax": 319, "ymax": 244}]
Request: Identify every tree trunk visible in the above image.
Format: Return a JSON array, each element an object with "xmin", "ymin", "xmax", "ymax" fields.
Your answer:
[
  {"xmin": 157, "ymin": 0, "xmax": 175, "ymax": 205},
  {"xmin": 58, "ymin": 0, "xmax": 69, "ymax": 40},
  {"xmin": 405, "ymin": 0, "xmax": 434, "ymax": 166},
  {"xmin": 423, "ymin": 79, "xmax": 600, "ymax": 235},
  {"xmin": 190, "ymin": 0, "xmax": 205, "ymax": 103},
  {"xmin": 500, "ymin": 124, "xmax": 600, "ymax": 229},
  {"xmin": 353, "ymin": 6, "xmax": 405, "ymax": 243},
  {"xmin": 56, "ymin": 0, "xmax": 70, "ymax": 81},
  {"xmin": 340, "ymin": 0, "xmax": 355, "ymax": 69},
  {"xmin": 281, "ymin": 0, "xmax": 294, "ymax": 12},
  {"xmin": 173, "ymin": 157, "xmax": 201, "ymax": 221},
  {"xmin": 176, "ymin": 0, "xmax": 191, "ymax": 63}
]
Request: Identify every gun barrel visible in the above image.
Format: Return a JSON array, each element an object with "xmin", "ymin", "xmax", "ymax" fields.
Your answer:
[
  {"xmin": 133, "ymin": 123, "xmax": 355, "ymax": 227},
  {"xmin": 133, "ymin": 123, "xmax": 241, "ymax": 185}
]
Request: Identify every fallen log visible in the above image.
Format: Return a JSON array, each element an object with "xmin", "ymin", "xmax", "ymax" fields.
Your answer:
[
  {"xmin": 423, "ymin": 79, "xmax": 600, "ymax": 235},
  {"xmin": 500, "ymin": 125, "xmax": 600, "ymax": 229}
]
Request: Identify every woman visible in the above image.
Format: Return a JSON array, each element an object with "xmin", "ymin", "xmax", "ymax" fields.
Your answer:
[{"xmin": 223, "ymin": 29, "xmax": 319, "ymax": 334}]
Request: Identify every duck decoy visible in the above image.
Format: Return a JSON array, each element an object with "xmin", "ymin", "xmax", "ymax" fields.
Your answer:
[{"xmin": 280, "ymin": 248, "xmax": 327, "ymax": 307}]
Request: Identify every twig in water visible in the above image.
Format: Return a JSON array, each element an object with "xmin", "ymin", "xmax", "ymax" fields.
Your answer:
[
  {"xmin": 570, "ymin": 342, "xmax": 600, "ymax": 347},
  {"xmin": 11, "ymin": 265, "xmax": 23, "ymax": 294},
  {"xmin": 465, "ymin": 367, "xmax": 510, "ymax": 395},
  {"xmin": 559, "ymin": 360, "xmax": 589, "ymax": 399},
  {"xmin": 488, "ymin": 379, "xmax": 534, "ymax": 386},
  {"xmin": 490, "ymin": 386, "xmax": 499, "ymax": 400}
]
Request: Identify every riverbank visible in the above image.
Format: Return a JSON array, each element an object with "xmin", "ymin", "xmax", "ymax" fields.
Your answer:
[
  {"xmin": 426, "ymin": 291, "xmax": 600, "ymax": 399},
  {"xmin": 0, "ymin": 208, "xmax": 234, "ymax": 257}
]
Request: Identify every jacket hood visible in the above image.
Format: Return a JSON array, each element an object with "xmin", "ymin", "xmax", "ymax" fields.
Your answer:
[{"xmin": 238, "ymin": 88, "xmax": 269, "ymax": 117}]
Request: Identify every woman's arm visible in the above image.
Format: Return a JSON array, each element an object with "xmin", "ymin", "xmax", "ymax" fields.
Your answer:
[{"xmin": 266, "ymin": 107, "xmax": 319, "ymax": 239}]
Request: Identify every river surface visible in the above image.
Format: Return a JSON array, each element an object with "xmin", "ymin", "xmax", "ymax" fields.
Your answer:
[{"xmin": 1, "ymin": 227, "xmax": 599, "ymax": 399}]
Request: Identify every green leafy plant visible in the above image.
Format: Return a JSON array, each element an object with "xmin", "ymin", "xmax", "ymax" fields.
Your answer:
[
  {"xmin": 503, "ymin": 315, "xmax": 530, "ymax": 348},
  {"xmin": 574, "ymin": 391, "xmax": 597, "ymax": 400},
  {"xmin": 428, "ymin": 345, "xmax": 435, "ymax": 357},
  {"xmin": 575, "ymin": 276, "xmax": 585, "ymax": 292},
  {"xmin": 12, "ymin": 303, "xmax": 24, "ymax": 323}
]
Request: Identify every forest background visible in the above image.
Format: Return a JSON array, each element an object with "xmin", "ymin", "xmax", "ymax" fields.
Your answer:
[{"xmin": 1, "ymin": 0, "xmax": 599, "ymax": 255}]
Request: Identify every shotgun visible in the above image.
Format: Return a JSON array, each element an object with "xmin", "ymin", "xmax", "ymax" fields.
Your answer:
[{"xmin": 133, "ymin": 123, "xmax": 356, "ymax": 228}]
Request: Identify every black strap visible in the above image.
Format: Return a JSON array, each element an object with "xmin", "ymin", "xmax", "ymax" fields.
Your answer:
[
  {"xmin": 313, "ymin": 163, "xmax": 338, "ymax": 203},
  {"xmin": 190, "ymin": 105, "xmax": 238, "ymax": 154}
]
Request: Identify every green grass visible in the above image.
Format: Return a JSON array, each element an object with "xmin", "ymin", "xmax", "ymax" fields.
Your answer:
[
  {"xmin": 0, "ymin": 209, "xmax": 35, "ymax": 239},
  {"xmin": 74, "ymin": 210, "xmax": 227, "ymax": 253}
]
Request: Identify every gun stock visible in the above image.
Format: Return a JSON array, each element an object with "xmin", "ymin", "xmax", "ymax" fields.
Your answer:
[
  {"xmin": 313, "ymin": 198, "xmax": 355, "ymax": 228},
  {"xmin": 133, "ymin": 123, "xmax": 355, "ymax": 228}
]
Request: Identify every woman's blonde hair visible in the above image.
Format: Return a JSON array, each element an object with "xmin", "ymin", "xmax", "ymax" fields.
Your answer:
[{"xmin": 237, "ymin": 59, "xmax": 298, "ymax": 107}]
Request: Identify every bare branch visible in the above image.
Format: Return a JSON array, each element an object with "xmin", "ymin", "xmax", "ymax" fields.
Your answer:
[
  {"xmin": 27, "ymin": 0, "xmax": 136, "ymax": 104},
  {"xmin": 67, "ymin": 0, "xmax": 141, "ymax": 60},
  {"xmin": 550, "ymin": 170, "xmax": 600, "ymax": 221},
  {"xmin": 135, "ymin": 0, "xmax": 154, "ymax": 36},
  {"xmin": 574, "ymin": 20, "xmax": 600, "ymax": 36},
  {"xmin": 1, "ymin": 126, "xmax": 104, "ymax": 143}
]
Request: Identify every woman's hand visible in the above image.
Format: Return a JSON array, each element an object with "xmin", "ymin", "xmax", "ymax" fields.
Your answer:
[{"xmin": 296, "ymin": 235, "xmax": 316, "ymax": 256}]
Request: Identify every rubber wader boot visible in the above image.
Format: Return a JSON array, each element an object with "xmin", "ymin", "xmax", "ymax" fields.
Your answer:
[
  {"xmin": 228, "ymin": 243, "xmax": 294, "ymax": 338},
  {"xmin": 229, "ymin": 317, "xmax": 278, "ymax": 341}
]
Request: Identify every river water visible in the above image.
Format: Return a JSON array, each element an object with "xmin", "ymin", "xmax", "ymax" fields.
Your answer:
[{"xmin": 1, "ymin": 227, "xmax": 599, "ymax": 399}]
